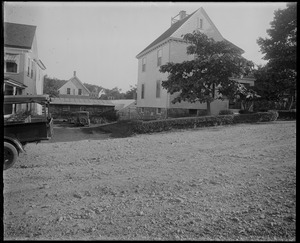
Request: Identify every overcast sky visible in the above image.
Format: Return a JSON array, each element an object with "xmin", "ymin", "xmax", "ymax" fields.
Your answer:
[{"xmin": 4, "ymin": 2, "xmax": 288, "ymax": 92}]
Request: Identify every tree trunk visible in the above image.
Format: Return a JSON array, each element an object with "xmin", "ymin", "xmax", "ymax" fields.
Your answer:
[
  {"xmin": 288, "ymin": 95, "xmax": 294, "ymax": 110},
  {"xmin": 241, "ymin": 101, "xmax": 245, "ymax": 110},
  {"xmin": 248, "ymin": 101, "xmax": 254, "ymax": 111},
  {"xmin": 207, "ymin": 101, "xmax": 211, "ymax": 115}
]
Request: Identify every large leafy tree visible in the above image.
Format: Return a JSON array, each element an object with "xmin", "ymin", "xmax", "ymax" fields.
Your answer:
[
  {"xmin": 159, "ymin": 31, "xmax": 254, "ymax": 115},
  {"xmin": 255, "ymin": 3, "xmax": 297, "ymax": 109},
  {"xmin": 124, "ymin": 85, "xmax": 137, "ymax": 99},
  {"xmin": 43, "ymin": 76, "xmax": 67, "ymax": 97}
]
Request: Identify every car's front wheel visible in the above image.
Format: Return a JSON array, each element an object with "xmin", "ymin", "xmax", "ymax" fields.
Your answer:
[{"xmin": 4, "ymin": 142, "xmax": 18, "ymax": 170}]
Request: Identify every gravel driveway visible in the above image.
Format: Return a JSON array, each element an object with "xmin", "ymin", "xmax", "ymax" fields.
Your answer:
[{"xmin": 3, "ymin": 120, "xmax": 296, "ymax": 240}]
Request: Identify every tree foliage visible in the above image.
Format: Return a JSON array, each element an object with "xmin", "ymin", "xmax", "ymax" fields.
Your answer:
[
  {"xmin": 43, "ymin": 76, "xmax": 67, "ymax": 97},
  {"xmin": 99, "ymin": 87, "xmax": 126, "ymax": 100},
  {"xmin": 83, "ymin": 83, "xmax": 104, "ymax": 94},
  {"xmin": 124, "ymin": 85, "xmax": 137, "ymax": 99},
  {"xmin": 255, "ymin": 3, "xmax": 297, "ymax": 109},
  {"xmin": 159, "ymin": 31, "xmax": 254, "ymax": 114},
  {"xmin": 257, "ymin": 3, "xmax": 296, "ymax": 71}
]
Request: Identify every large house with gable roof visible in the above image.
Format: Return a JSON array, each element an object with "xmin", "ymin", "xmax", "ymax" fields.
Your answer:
[
  {"xmin": 4, "ymin": 22, "xmax": 47, "ymax": 115},
  {"xmin": 136, "ymin": 8, "xmax": 255, "ymax": 119}
]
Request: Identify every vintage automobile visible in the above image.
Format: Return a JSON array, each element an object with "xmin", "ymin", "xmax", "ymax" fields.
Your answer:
[
  {"xmin": 68, "ymin": 111, "xmax": 90, "ymax": 126},
  {"xmin": 3, "ymin": 95, "xmax": 53, "ymax": 170}
]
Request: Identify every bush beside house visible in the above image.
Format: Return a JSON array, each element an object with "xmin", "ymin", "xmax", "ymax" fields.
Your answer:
[{"xmin": 132, "ymin": 111, "xmax": 278, "ymax": 134}]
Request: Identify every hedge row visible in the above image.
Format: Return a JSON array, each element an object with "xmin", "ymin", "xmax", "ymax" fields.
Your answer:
[
  {"xmin": 132, "ymin": 111, "xmax": 279, "ymax": 134},
  {"xmin": 277, "ymin": 110, "xmax": 296, "ymax": 120}
]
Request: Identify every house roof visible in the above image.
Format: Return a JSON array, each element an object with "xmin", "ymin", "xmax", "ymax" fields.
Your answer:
[
  {"xmin": 136, "ymin": 7, "xmax": 244, "ymax": 58},
  {"xmin": 4, "ymin": 22, "xmax": 36, "ymax": 49},
  {"xmin": 50, "ymin": 97, "xmax": 115, "ymax": 106},
  {"xmin": 58, "ymin": 94, "xmax": 93, "ymax": 99},
  {"xmin": 136, "ymin": 10, "xmax": 197, "ymax": 57}
]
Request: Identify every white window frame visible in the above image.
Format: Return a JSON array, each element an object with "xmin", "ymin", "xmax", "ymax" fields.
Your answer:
[
  {"xmin": 157, "ymin": 108, "xmax": 161, "ymax": 114},
  {"xmin": 142, "ymin": 57, "xmax": 146, "ymax": 72},
  {"xmin": 156, "ymin": 80, "xmax": 161, "ymax": 98},
  {"xmin": 199, "ymin": 18, "xmax": 203, "ymax": 29},
  {"xmin": 30, "ymin": 60, "xmax": 34, "ymax": 78},
  {"xmin": 141, "ymin": 84, "xmax": 145, "ymax": 99},
  {"xmin": 157, "ymin": 49, "xmax": 162, "ymax": 67},
  {"xmin": 4, "ymin": 53, "xmax": 20, "ymax": 74}
]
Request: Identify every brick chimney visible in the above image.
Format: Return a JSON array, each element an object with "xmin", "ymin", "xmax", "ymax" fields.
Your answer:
[
  {"xmin": 73, "ymin": 71, "xmax": 76, "ymax": 77},
  {"xmin": 179, "ymin": 10, "xmax": 186, "ymax": 20}
]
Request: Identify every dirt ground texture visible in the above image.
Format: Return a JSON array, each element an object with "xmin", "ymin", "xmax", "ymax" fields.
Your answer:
[{"xmin": 3, "ymin": 120, "xmax": 296, "ymax": 240}]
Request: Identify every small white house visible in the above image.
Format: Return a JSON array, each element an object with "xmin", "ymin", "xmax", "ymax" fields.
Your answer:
[{"xmin": 58, "ymin": 71, "xmax": 91, "ymax": 96}]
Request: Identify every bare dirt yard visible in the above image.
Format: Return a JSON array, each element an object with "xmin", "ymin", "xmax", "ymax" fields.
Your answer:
[{"xmin": 3, "ymin": 120, "xmax": 296, "ymax": 240}]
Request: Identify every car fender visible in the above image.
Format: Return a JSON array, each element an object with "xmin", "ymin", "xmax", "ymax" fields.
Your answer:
[{"xmin": 4, "ymin": 136, "xmax": 25, "ymax": 154}]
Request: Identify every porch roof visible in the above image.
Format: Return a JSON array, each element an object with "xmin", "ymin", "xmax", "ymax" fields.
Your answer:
[{"xmin": 4, "ymin": 77, "xmax": 27, "ymax": 89}]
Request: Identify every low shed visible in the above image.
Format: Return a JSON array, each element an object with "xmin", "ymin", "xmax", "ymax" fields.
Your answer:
[{"xmin": 49, "ymin": 95, "xmax": 115, "ymax": 119}]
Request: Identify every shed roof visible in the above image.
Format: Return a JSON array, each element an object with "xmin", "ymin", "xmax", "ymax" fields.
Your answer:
[
  {"xmin": 4, "ymin": 22, "xmax": 36, "ymax": 49},
  {"xmin": 4, "ymin": 95, "xmax": 50, "ymax": 105},
  {"xmin": 50, "ymin": 97, "xmax": 115, "ymax": 106},
  {"xmin": 109, "ymin": 99, "xmax": 136, "ymax": 111}
]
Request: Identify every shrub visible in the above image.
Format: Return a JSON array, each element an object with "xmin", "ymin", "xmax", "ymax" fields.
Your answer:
[
  {"xmin": 233, "ymin": 111, "xmax": 278, "ymax": 124},
  {"xmin": 238, "ymin": 109, "xmax": 256, "ymax": 114},
  {"xmin": 90, "ymin": 110, "xmax": 119, "ymax": 123},
  {"xmin": 132, "ymin": 115, "xmax": 235, "ymax": 134},
  {"xmin": 132, "ymin": 111, "xmax": 279, "ymax": 134},
  {"xmin": 277, "ymin": 110, "xmax": 296, "ymax": 120},
  {"xmin": 219, "ymin": 110, "xmax": 234, "ymax": 115}
]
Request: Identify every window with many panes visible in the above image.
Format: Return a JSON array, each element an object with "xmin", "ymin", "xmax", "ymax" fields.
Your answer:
[
  {"xmin": 156, "ymin": 80, "xmax": 161, "ymax": 98},
  {"xmin": 4, "ymin": 53, "xmax": 20, "ymax": 73},
  {"xmin": 199, "ymin": 18, "xmax": 203, "ymax": 29},
  {"xmin": 62, "ymin": 105, "xmax": 70, "ymax": 111},
  {"xmin": 157, "ymin": 49, "xmax": 162, "ymax": 67},
  {"xmin": 67, "ymin": 88, "xmax": 71, "ymax": 94},
  {"xmin": 141, "ymin": 84, "xmax": 145, "ymax": 99},
  {"xmin": 142, "ymin": 57, "xmax": 146, "ymax": 72},
  {"xmin": 31, "ymin": 60, "xmax": 34, "ymax": 78},
  {"xmin": 78, "ymin": 89, "xmax": 82, "ymax": 95}
]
